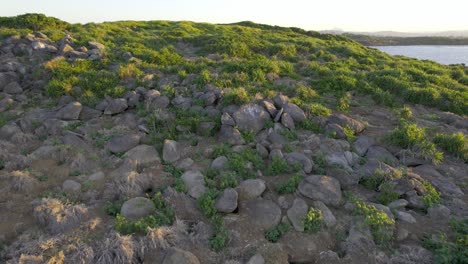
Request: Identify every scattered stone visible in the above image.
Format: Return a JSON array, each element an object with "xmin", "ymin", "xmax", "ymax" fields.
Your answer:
[
  {"xmin": 106, "ymin": 134, "xmax": 141, "ymax": 154},
  {"xmin": 163, "ymin": 139, "xmax": 181, "ymax": 163},
  {"xmin": 62, "ymin": 180, "xmax": 81, "ymax": 193},
  {"xmin": 211, "ymin": 156, "xmax": 228, "ymax": 170},
  {"xmin": 221, "ymin": 112, "xmax": 236, "ymax": 126},
  {"xmin": 215, "ymin": 188, "xmax": 238, "ymax": 213},
  {"xmin": 427, "ymin": 205, "xmax": 451, "ymax": 220},
  {"xmin": 313, "ymin": 201, "xmax": 336, "ymax": 227},
  {"xmin": 181, "ymin": 170, "xmax": 206, "ymax": 199},
  {"xmin": 396, "ymin": 211, "xmax": 417, "ymax": 224},
  {"xmin": 396, "ymin": 227, "xmax": 409, "ymax": 241},
  {"xmin": 283, "ymin": 103, "xmax": 306, "ymax": 122},
  {"xmin": 353, "ymin": 136, "xmax": 375, "ymax": 156},
  {"xmin": 273, "ymin": 93, "xmax": 289, "ymax": 108},
  {"xmin": 88, "ymin": 171, "xmax": 105, "ymax": 181},
  {"xmin": 327, "ymin": 114, "xmax": 365, "ymax": 134},
  {"xmin": 233, "ymin": 104, "xmax": 271, "ymax": 133},
  {"xmin": 124, "ymin": 145, "xmax": 160, "ymax": 167},
  {"xmin": 246, "ymin": 253, "xmax": 265, "ymax": 264},
  {"xmin": 366, "ymin": 146, "xmax": 398, "ymax": 165},
  {"xmin": 281, "ymin": 112, "xmax": 295, "ymax": 129},
  {"xmin": 3, "ymin": 81, "xmax": 22, "ymax": 94},
  {"xmin": 256, "ymin": 143, "xmax": 269, "ymax": 159},
  {"xmin": 261, "ymin": 100, "xmax": 278, "ymax": 118},
  {"xmin": 298, "ymin": 176, "xmax": 342, "ymax": 207},
  {"xmin": 219, "ymin": 125, "xmax": 245, "ymax": 145},
  {"xmin": 120, "ymin": 197, "xmax": 155, "ymax": 221},
  {"xmin": 284, "ymin": 152, "xmax": 313, "ymax": 173},
  {"xmin": 162, "ymin": 248, "xmax": 200, "ymax": 264},
  {"xmin": 287, "ymin": 198, "xmax": 308, "ymax": 232},
  {"xmin": 388, "ymin": 199, "xmax": 409, "ymax": 210},
  {"xmin": 237, "ymin": 179, "xmax": 266, "ymax": 200},
  {"xmin": 104, "ymin": 98, "xmax": 128, "ymax": 115},
  {"xmin": 55, "ymin": 101, "xmax": 83, "ymax": 120},
  {"xmin": 243, "ymin": 198, "xmax": 281, "ymax": 230}
]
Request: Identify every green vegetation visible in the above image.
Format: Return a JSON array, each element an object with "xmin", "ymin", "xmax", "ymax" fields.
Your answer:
[
  {"xmin": 275, "ymin": 173, "xmax": 303, "ymax": 194},
  {"xmin": 422, "ymin": 180, "xmax": 441, "ymax": 209},
  {"xmin": 114, "ymin": 193, "xmax": 174, "ymax": 235},
  {"xmin": 423, "ymin": 218, "xmax": 468, "ymax": 264},
  {"xmin": 377, "ymin": 182, "xmax": 400, "ymax": 205},
  {"xmin": 303, "ymin": 207, "xmax": 324, "ymax": 233},
  {"xmin": 265, "ymin": 156, "xmax": 290, "ymax": 176},
  {"xmin": 104, "ymin": 200, "xmax": 126, "ymax": 216},
  {"xmin": 434, "ymin": 132, "xmax": 468, "ymax": 162},
  {"xmin": 353, "ymin": 198, "xmax": 395, "ymax": 245},
  {"xmin": 265, "ymin": 223, "xmax": 291, "ymax": 243}
]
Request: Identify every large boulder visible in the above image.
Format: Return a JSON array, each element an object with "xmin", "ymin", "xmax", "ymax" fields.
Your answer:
[
  {"xmin": 181, "ymin": 170, "xmax": 206, "ymax": 199},
  {"xmin": 124, "ymin": 145, "xmax": 160, "ymax": 167},
  {"xmin": 366, "ymin": 146, "xmax": 398, "ymax": 165},
  {"xmin": 236, "ymin": 179, "xmax": 266, "ymax": 200},
  {"xmin": 162, "ymin": 248, "xmax": 200, "ymax": 264},
  {"xmin": 242, "ymin": 198, "xmax": 282, "ymax": 230},
  {"xmin": 106, "ymin": 134, "xmax": 140, "ymax": 154},
  {"xmin": 327, "ymin": 114, "xmax": 365, "ymax": 134},
  {"xmin": 412, "ymin": 165, "xmax": 464, "ymax": 197},
  {"xmin": 233, "ymin": 104, "xmax": 271, "ymax": 133},
  {"xmin": 219, "ymin": 125, "xmax": 245, "ymax": 145},
  {"xmin": 287, "ymin": 198, "xmax": 309, "ymax": 232},
  {"xmin": 284, "ymin": 152, "xmax": 313, "ymax": 173},
  {"xmin": 353, "ymin": 136, "xmax": 375, "ymax": 156},
  {"xmin": 120, "ymin": 197, "xmax": 155, "ymax": 221},
  {"xmin": 215, "ymin": 188, "xmax": 238, "ymax": 213},
  {"xmin": 283, "ymin": 103, "xmax": 306, "ymax": 122},
  {"xmin": 162, "ymin": 139, "xmax": 181, "ymax": 163},
  {"xmin": 298, "ymin": 176, "xmax": 342, "ymax": 207},
  {"xmin": 55, "ymin": 102, "xmax": 83, "ymax": 120},
  {"xmin": 104, "ymin": 98, "xmax": 128, "ymax": 115}
]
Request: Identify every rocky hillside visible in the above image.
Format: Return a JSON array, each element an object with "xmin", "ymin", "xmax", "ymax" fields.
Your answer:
[{"xmin": 0, "ymin": 14, "xmax": 467, "ymax": 264}]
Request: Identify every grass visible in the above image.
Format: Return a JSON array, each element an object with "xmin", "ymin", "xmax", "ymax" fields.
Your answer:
[
  {"xmin": 265, "ymin": 223, "xmax": 291, "ymax": 243},
  {"xmin": 422, "ymin": 180, "xmax": 441, "ymax": 210},
  {"xmin": 353, "ymin": 198, "xmax": 395, "ymax": 246},
  {"xmin": 423, "ymin": 218, "xmax": 468, "ymax": 264},
  {"xmin": 434, "ymin": 132, "xmax": 468, "ymax": 162},
  {"xmin": 303, "ymin": 207, "xmax": 324, "ymax": 233},
  {"xmin": 275, "ymin": 173, "xmax": 303, "ymax": 194},
  {"xmin": 265, "ymin": 156, "xmax": 290, "ymax": 176},
  {"xmin": 377, "ymin": 182, "xmax": 400, "ymax": 205},
  {"xmin": 105, "ymin": 200, "xmax": 126, "ymax": 216}
]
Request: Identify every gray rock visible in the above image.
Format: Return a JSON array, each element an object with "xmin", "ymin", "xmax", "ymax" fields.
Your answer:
[
  {"xmin": 88, "ymin": 41, "xmax": 105, "ymax": 50},
  {"xmin": 152, "ymin": 95, "xmax": 170, "ymax": 109},
  {"xmin": 215, "ymin": 188, "xmax": 238, "ymax": 213},
  {"xmin": 274, "ymin": 107, "xmax": 284, "ymax": 122},
  {"xmin": 313, "ymin": 201, "xmax": 336, "ymax": 227},
  {"xmin": 181, "ymin": 170, "xmax": 206, "ymax": 199},
  {"xmin": 269, "ymin": 149, "xmax": 283, "ymax": 160},
  {"xmin": 62, "ymin": 180, "xmax": 81, "ymax": 193},
  {"xmin": 412, "ymin": 165, "xmax": 464, "ymax": 197},
  {"xmin": 199, "ymin": 91, "xmax": 216, "ymax": 106},
  {"xmin": 396, "ymin": 211, "xmax": 416, "ymax": 224},
  {"xmin": 389, "ymin": 245, "xmax": 433, "ymax": 264},
  {"xmin": 427, "ymin": 205, "xmax": 451, "ymax": 220},
  {"xmin": 246, "ymin": 253, "xmax": 265, "ymax": 264},
  {"xmin": 388, "ymin": 199, "xmax": 409, "ymax": 210},
  {"xmin": 172, "ymin": 95, "xmax": 192, "ymax": 109},
  {"xmin": 3, "ymin": 81, "xmax": 22, "ymax": 94},
  {"xmin": 233, "ymin": 104, "xmax": 271, "ymax": 133},
  {"xmin": 104, "ymin": 98, "xmax": 128, "ymax": 115},
  {"xmin": 243, "ymin": 198, "xmax": 282, "ymax": 230},
  {"xmin": 237, "ymin": 179, "xmax": 266, "ymax": 200},
  {"xmin": 325, "ymin": 123, "xmax": 346, "ymax": 139},
  {"xmin": 327, "ymin": 114, "xmax": 365, "ymax": 134},
  {"xmin": 273, "ymin": 93, "xmax": 289, "ymax": 108},
  {"xmin": 79, "ymin": 106, "xmax": 102, "ymax": 120},
  {"xmin": 221, "ymin": 112, "xmax": 236, "ymax": 126},
  {"xmin": 120, "ymin": 197, "xmax": 155, "ymax": 221},
  {"xmin": 211, "ymin": 156, "xmax": 228, "ymax": 170},
  {"xmin": 343, "ymin": 220, "xmax": 376, "ymax": 263},
  {"xmin": 261, "ymin": 100, "xmax": 278, "ymax": 118},
  {"xmin": 0, "ymin": 97, "xmax": 14, "ymax": 112},
  {"xmin": 326, "ymin": 167, "xmax": 360, "ymax": 187},
  {"xmin": 287, "ymin": 198, "xmax": 308, "ymax": 232},
  {"xmin": 175, "ymin": 158, "xmax": 194, "ymax": 170},
  {"xmin": 124, "ymin": 145, "xmax": 160, "ymax": 167},
  {"xmin": 219, "ymin": 125, "xmax": 245, "ymax": 145},
  {"xmin": 197, "ymin": 121, "xmax": 216, "ymax": 136},
  {"xmin": 326, "ymin": 152, "xmax": 353, "ymax": 171},
  {"xmin": 353, "ymin": 136, "xmax": 375, "ymax": 156},
  {"xmin": 55, "ymin": 101, "xmax": 83, "ymax": 120},
  {"xmin": 106, "ymin": 134, "xmax": 140, "ymax": 154},
  {"xmin": 298, "ymin": 176, "xmax": 342, "ymax": 207},
  {"xmin": 396, "ymin": 227, "xmax": 409, "ymax": 241},
  {"xmin": 281, "ymin": 112, "xmax": 295, "ymax": 129},
  {"xmin": 0, "ymin": 72, "xmax": 18, "ymax": 90},
  {"xmin": 285, "ymin": 152, "xmax": 313, "ymax": 173},
  {"xmin": 163, "ymin": 139, "xmax": 181, "ymax": 163},
  {"xmin": 283, "ymin": 103, "xmax": 306, "ymax": 122},
  {"xmin": 88, "ymin": 171, "xmax": 105, "ymax": 181},
  {"xmin": 162, "ymin": 248, "xmax": 200, "ymax": 264},
  {"xmin": 366, "ymin": 146, "xmax": 398, "ymax": 165},
  {"xmin": 316, "ymin": 251, "xmax": 341, "ymax": 264},
  {"xmin": 256, "ymin": 143, "xmax": 269, "ymax": 159}
]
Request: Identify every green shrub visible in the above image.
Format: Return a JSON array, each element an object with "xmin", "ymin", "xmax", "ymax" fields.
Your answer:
[
  {"xmin": 197, "ymin": 189, "xmax": 219, "ymax": 218},
  {"xmin": 423, "ymin": 218, "xmax": 468, "ymax": 264},
  {"xmin": 422, "ymin": 180, "xmax": 441, "ymax": 209},
  {"xmin": 105, "ymin": 200, "xmax": 126, "ymax": 216},
  {"xmin": 216, "ymin": 172, "xmax": 239, "ymax": 189},
  {"xmin": 265, "ymin": 223, "xmax": 291, "ymax": 243},
  {"xmin": 343, "ymin": 125, "xmax": 356, "ymax": 142},
  {"xmin": 400, "ymin": 105, "xmax": 413, "ymax": 119},
  {"xmin": 306, "ymin": 103, "xmax": 332, "ymax": 117},
  {"xmin": 209, "ymin": 215, "xmax": 229, "ymax": 252},
  {"xmin": 275, "ymin": 174, "xmax": 303, "ymax": 194},
  {"xmin": 434, "ymin": 132, "xmax": 468, "ymax": 162},
  {"xmin": 213, "ymin": 144, "xmax": 232, "ymax": 158},
  {"xmin": 303, "ymin": 207, "xmax": 324, "ymax": 233},
  {"xmin": 337, "ymin": 92, "xmax": 351, "ymax": 112},
  {"xmin": 377, "ymin": 182, "xmax": 399, "ymax": 205},
  {"xmin": 353, "ymin": 199, "xmax": 395, "ymax": 245},
  {"xmin": 265, "ymin": 156, "xmax": 290, "ymax": 176},
  {"xmin": 280, "ymin": 129, "xmax": 299, "ymax": 141}
]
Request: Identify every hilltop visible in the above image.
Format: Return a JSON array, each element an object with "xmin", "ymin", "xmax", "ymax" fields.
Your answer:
[{"xmin": 0, "ymin": 14, "xmax": 467, "ymax": 264}]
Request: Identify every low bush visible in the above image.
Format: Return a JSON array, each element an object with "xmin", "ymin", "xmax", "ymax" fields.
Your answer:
[
  {"xmin": 275, "ymin": 173, "xmax": 303, "ymax": 194},
  {"xmin": 265, "ymin": 156, "xmax": 290, "ymax": 176},
  {"xmin": 303, "ymin": 207, "xmax": 324, "ymax": 233},
  {"xmin": 434, "ymin": 132, "xmax": 468, "ymax": 162},
  {"xmin": 353, "ymin": 198, "xmax": 395, "ymax": 245},
  {"xmin": 265, "ymin": 223, "xmax": 291, "ymax": 243}
]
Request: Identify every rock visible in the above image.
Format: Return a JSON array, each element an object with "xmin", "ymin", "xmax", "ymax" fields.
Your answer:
[
  {"xmin": 261, "ymin": 100, "xmax": 278, "ymax": 118},
  {"xmin": 106, "ymin": 134, "xmax": 140, "ymax": 154},
  {"xmin": 0, "ymin": 97, "xmax": 14, "ymax": 112},
  {"xmin": 316, "ymin": 251, "xmax": 341, "ymax": 264},
  {"xmin": 273, "ymin": 93, "xmax": 289, "ymax": 108},
  {"xmin": 366, "ymin": 146, "xmax": 398, "ymax": 165},
  {"xmin": 88, "ymin": 41, "xmax": 105, "ymax": 50},
  {"xmin": 3, "ymin": 81, "xmax": 22, "ymax": 94},
  {"xmin": 162, "ymin": 248, "xmax": 200, "ymax": 264},
  {"xmin": 172, "ymin": 95, "xmax": 192, "ymax": 109},
  {"xmin": 120, "ymin": 197, "xmax": 155, "ymax": 221},
  {"xmin": 274, "ymin": 107, "xmax": 284, "ymax": 122},
  {"xmin": 313, "ymin": 201, "xmax": 336, "ymax": 227},
  {"xmin": 328, "ymin": 114, "xmax": 365, "ymax": 134},
  {"xmin": 269, "ymin": 149, "xmax": 283, "ymax": 159},
  {"xmin": 215, "ymin": 188, "xmax": 238, "ymax": 213},
  {"xmin": 152, "ymin": 95, "xmax": 170, "ymax": 109},
  {"xmin": 197, "ymin": 121, "xmax": 216, "ymax": 136},
  {"xmin": 88, "ymin": 171, "xmax": 105, "ymax": 181},
  {"xmin": 221, "ymin": 112, "xmax": 236, "ymax": 126},
  {"xmin": 396, "ymin": 211, "xmax": 416, "ymax": 224},
  {"xmin": 396, "ymin": 227, "xmax": 409, "ymax": 241},
  {"xmin": 284, "ymin": 152, "xmax": 313, "ymax": 173},
  {"xmin": 55, "ymin": 102, "xmax": 83, "ymax": 120},
  {"xmin": 104, "ymin": 98, "xmax": 128, "ymax": 115},
  {"xmin": 237, "ymin": 179, "xmax": 266, "ymax": 200},
  {"xmin": 79, "ymin": 106, "xmax": 102, "ymax": 120},
  {"xmin": 390, "ymin": 245, "xmax": 433, "ymax": 264},
  {"xmin": 281, "ymin": 112, "xmax": 295, "ymax": 129},
  {"xmin": 0, "ymin": 72, "xmax": 18, "ymax": 90},
  {"xmin": 211, "ymin": 156, "xmax": 228, "ymax": 170},
  {"xmin": 246, "ymin": 253, "xmax": 265, "ymax": 264},
  {"xmin": 219, "ymin": 125, "xmax": 245, "ymax": 145},
  {"xmin": 62, "ymin": 180, "xmax": 81, "ymax": 193},
  {"xmin": 283, "ymin": 103, "xmax": 306, "ymax": 122},
  {"xmin": 326, "ymin": 152, "xmax": 353, "ymax": 172},
  {"xmin": 298, "ymin": 176, "xmax": 342, "ymax": 207},
  {"xmin": 256, "ymin": 143, "xmax": 269, "ymax": 159},
  {"xmin": 162, "ymin": 139, "xmax": 181, "ymax": 163},
  {"xmin": 388, "ymin": 199, "xmax": 409, "ymax": 210},
  {"xmin": 199, "ymin": 91, "xmax": 216, "ymax": 106},
  {"xmin": 326, "ymin": 167, "xmax": 360, "ymax": 187},
  {"xmin": 353, "ymin": 136, "xmax": 375, "ymax": 156},
  {"xmin": 412, "ymin": 165, "xmax": 464, "ymax": 197},
  {"xmin": 181, "ymin": 170, "xmax": 206, "ymax": 199},
  {"xmin": 287, "ymin": 198, "xmax": 308, "ymax": 232},
  {"xmin": 343, "ymin": 220, "xmax": 376, "ymax": 263},
  {"xmin": 243, "ymin": 198, "xmax": 281, "ymax": 230},
  {"xmin": 124, "ymin": 145, "xmax": 160, "ymax": 167},
  {"xmin": 405, "ymin": 190, "xmax": 426, "ymax": 210},
  {"xmin": 233, "ymin": 104, "xmax": 271, "ymax": 133},
  {"xmin": 325, "ymin": 123, "xmax": 346, "ymax": 139},
  {"xmin": 427, "ymin": 205, "xmax": 451, "ymax": 220}
]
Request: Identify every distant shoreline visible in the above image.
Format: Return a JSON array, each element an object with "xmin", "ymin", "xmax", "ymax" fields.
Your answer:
[{"xmin": 344, "ymin": 34, "xmax": 468, "ymax": 46}]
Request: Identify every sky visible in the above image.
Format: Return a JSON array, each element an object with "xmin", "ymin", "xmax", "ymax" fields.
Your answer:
[{"xmin": 1, "ymin": 0, "xmax": 468, "ymax": 32}]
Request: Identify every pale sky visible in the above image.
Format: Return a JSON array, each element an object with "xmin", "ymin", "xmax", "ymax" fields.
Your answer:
[{"xmin": 1, "ymin": 0, "xmax": 467, "ymax": 32}]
